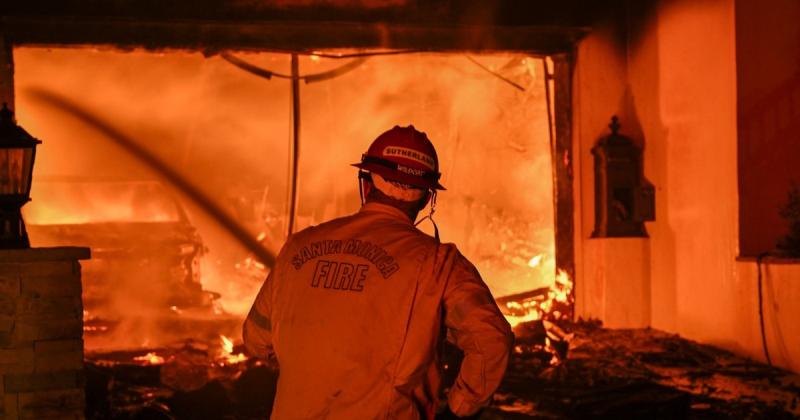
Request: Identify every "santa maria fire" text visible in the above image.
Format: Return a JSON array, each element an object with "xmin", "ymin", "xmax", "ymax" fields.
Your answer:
[{"xmin": 290, "ymin": 239, "xmax": 400, "ymax": 279}]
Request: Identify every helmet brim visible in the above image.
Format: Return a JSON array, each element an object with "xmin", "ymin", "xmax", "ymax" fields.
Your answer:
[{"xmin": 352, "ymin": 162, "xmax": 446, "ymax": 191}]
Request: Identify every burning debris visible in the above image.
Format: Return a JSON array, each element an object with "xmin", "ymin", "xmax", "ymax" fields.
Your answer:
[
  {"xmin": 498, "ymin": 269, "xmax": 575, "ymax": 366},
  {"xmin": 23, "ymin": 179, "xmax": 244, "ymax": 349},
  {"xmin": 85, "ymin": 335, "xmax": 274, "ymax": 420}
]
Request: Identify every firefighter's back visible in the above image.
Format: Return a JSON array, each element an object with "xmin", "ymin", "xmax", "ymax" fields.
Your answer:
[{"xmin": 269, "ymin": 203, "xmax": 440, "ymax": 420}]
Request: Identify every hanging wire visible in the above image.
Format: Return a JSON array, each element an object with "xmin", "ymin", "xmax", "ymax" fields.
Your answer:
[
  {"xmin": 221, "ymin": 52, "xmax": 367, "ymax": 238},
  {"xmin": 303, "ymin": 49, "xmax": 422, "ymax": 59},
  {"xmin": 756, "ymin": 252, "xmax": 773, "ymax": 366},
  {"xmin": 220, "ymin": 53, "xmax": 367, "ymax": 84},
  {"xmin": 465, "ymin": 56, "xmax": 525, "ymax": 92}
]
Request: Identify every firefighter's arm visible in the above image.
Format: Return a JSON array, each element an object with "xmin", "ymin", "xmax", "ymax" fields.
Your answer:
[
  {"xmin": 442, "ymin": 255, "xmax": 513, "ymax": 417},
  {"xmin": 243, "ymin": 269, "xmax": 274, "ymax": 359}
]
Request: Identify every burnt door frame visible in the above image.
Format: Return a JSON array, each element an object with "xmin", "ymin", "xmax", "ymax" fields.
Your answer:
[{"xmin": 552, "ymin": 53, "xmax": 575, "ymax": 306}]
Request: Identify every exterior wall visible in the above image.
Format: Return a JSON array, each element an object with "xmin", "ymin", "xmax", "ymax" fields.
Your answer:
[
  {"xmin": 573, "ymin": 11, "xmax": 653, "ymax": 328},
  {"xmin": 0, "ymin": 247, "xmax": 88, "ymax": 419},
  {"xmin": 635, "ymin": 0, "xmax": 741, "ymax": 353},
  {"xmin": 574, "ymin": 0, "xmax": 800, "ymax": 373},
  {"xmin": 735, "ymin": 261, "xmax": 800, "ymax": 372}
]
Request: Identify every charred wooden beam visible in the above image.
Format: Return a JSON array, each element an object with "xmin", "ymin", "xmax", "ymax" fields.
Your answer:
[
  {"xmin": 1, "ymin": 0, "xmax": 616, "ymax": 28},
  {"xmin": 552, "ymin": 52, "xmax": 575, "ymax": 317}
]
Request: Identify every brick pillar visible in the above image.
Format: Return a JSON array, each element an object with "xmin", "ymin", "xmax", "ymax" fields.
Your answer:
[{"xmin": 0, "ymin": 247, "xmax": 90, "ymax": 419}]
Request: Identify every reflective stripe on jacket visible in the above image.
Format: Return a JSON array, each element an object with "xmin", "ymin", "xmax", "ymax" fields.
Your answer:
[{"xmin": 243, "ymin": 202, "xmax": 513, "ymax": 419}]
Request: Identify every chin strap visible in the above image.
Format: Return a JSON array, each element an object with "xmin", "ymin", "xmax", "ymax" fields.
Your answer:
[
  {"xmin": 415, "ymin": 190, "xmax": 440, "ymax": 242},
  {"xmin": 358, "ymin": 171, "xmax": 370, "ymax": 206}
]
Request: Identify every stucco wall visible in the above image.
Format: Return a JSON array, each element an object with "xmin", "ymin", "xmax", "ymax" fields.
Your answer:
[
  {"xmin": 572, "ymin": 11, "xmax": 654, "ymax": 328},
  {"xmin": 573, "ymin": 0, "xmax": 800, "ymax": 373}
]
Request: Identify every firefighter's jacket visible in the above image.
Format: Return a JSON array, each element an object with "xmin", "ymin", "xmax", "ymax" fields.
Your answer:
[{"xmin": 244, "ymin": 202, "xmax": 513, "ymax": 419}]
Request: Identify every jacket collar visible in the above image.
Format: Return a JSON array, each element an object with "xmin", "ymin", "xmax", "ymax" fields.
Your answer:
[{"xmin": 359, "ymin": 202, "xmax": 414, "ymax": 224}]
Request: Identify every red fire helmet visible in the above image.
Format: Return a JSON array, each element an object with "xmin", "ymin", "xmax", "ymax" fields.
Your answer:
[{"xmin": 352, "ymin": 125, "xmax": 446, "ymax": 190}]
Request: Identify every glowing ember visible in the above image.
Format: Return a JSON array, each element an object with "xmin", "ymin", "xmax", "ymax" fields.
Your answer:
[
  {"xmin": 83, "ymin": 325, "xmax": 109, "ymax": 333},
  {"xmin": 222, "ymin": 353, "xmax": 248, "ymax": 365},
  {"xmin": 133, "ymin": 352, "xmax": 166, "ymax": 365},
  {"xmin": 218, "ymin": 335, "xmax": 248, "ymax": 365},
  {"xmin": 527, "ymin": 254, "xmax": 544, "ymax": 268},
  {"xmin": 220, "ymin": 335, "xmax": 234, "ymax": 354},
  {"xmin": 505, "ymin": 303, "xmax": 542, "ymax": 329},
  {"xmin": 501, "ymin": 269, "xmax": 574, "ymax": 364},
  {"xmin": 503, "ymin": 269, "xmax": 573, "ymax": 327}
]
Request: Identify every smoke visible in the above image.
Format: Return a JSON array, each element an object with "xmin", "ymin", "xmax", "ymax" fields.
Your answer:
[{"xmin": 15, "ymin": 47, "xmax": 554, "ymax": 349}]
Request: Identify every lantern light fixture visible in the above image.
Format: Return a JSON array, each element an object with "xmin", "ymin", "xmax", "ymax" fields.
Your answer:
[{"xmin": 0, "ymin": 103, "xmax": 41, "ymax": 248}]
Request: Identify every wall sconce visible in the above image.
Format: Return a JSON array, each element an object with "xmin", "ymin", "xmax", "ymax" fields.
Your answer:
[
  {"xmin": 0, "ymin": 104, "xmax": 41, "ymax": 248},
  {"xmin": 591, "ymin": 116, "xmax": 655, "ymax": 238}
]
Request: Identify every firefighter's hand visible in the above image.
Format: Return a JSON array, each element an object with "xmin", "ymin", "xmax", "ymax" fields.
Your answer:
[{"xmin": 435, "ymin": 406, "xmax": 482, "ymax": 420}]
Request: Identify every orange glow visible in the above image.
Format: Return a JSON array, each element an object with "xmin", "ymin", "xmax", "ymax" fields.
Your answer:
[
  {"xmin": 503, "ymin": 269, "xmax": 574, "ymax": 328},
  {"xmin": 133, "ymin": 352, "xmax": 166, "ymax": 365},
  {"xmin": 25, "ymin": 180, "xmax": 181, "ymax": 225},
  {"xmin": 218, "ymin": 335, "xmax": 248, "ymax": 365},
  {"xmin": 527, "ymin": 254, "xmax": 544, "ymax": 268},
  {"xmin": 15, "ymin": 46, "xmax": 557, "ymax": 351},
  {"xmin": 220, "ymin": 335, "xmax": 234, "ymax": 354}
]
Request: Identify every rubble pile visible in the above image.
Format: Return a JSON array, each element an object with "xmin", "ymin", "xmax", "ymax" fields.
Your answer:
[
  {"xmin": 85, "ymin": 321, "xmax": 800, "ymax": 419},
  {"xmin": 488, "ymin": 320, "xmax": 800, "ymax": 419}
]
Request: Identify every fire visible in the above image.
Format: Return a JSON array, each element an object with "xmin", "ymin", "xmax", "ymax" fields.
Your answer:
[
  {"xmin": 220, "ymin": 335, "xmax": 234, "ymax": 354},
  {"xmin": 235, "ymin": 256, "xmax": 267, "ymax": 274},
  {"xmin": 527, "ymin": 254, "xmax": 544, "ymax": 268},
  {"xmin": 218, "ymin": 335, "xmax": 248, "ymax": 365},
  {"xmin": 133, "ymin": 352, "xmax": 166, "ymax": 365},
  {"xmin": 17, "ymin": 47, "xmax": 558, "ymax": 354},
  {"xmin": 505, "ymin": 301, "xmax": 542, "ymax": 329},
  {"xmin": 501, "ymin": 269, "xmax": 574, "ymax": 365},
  {"xmin": 24, "ymin": 180, "xmax": 181, "ymax": 225},
  {"xmin": 503, "ymin": 269, "xmax": 574, "ymax": 328}
]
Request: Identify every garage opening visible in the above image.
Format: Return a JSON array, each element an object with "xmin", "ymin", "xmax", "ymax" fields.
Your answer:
[{"xmin": 15, "ymin": 47, "xmax": 567, "ymax": 357}]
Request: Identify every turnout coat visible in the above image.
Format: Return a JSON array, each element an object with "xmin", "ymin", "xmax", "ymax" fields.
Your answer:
[{"xmin": 243, "ymin": 202, "xmax": 513, "ymax": 419}]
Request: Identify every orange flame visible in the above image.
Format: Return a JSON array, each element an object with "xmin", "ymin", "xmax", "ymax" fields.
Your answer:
[
  {"xmin": 133, "ymin": 352, "xmax": 166, "ymax": 365},
  {"xmin": 220, "ymin": 335, "xmax": 234, "ymax": 354},
  {"xmin": 218, "ymin": 335, "xmax": 248, "ymax": 365},
  {"xmin": 503, "ymin": 269, "xmax": 573, "ymax": 328}
]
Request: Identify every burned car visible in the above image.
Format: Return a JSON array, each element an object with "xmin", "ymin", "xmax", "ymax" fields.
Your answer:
[{"xmin": 25, "ymin": 179, "xmax": 220, "ymax": 347}]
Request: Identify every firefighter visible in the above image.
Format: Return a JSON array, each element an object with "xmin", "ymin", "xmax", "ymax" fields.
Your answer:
[{"xmin": 243, "ymin": 125, "xmax": 513, "ymax": 419}]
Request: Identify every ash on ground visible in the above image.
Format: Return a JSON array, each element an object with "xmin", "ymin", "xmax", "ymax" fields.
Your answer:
[{"xmin": 86, "ymin": 320, "xmax": 800, "ymax": 419}]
